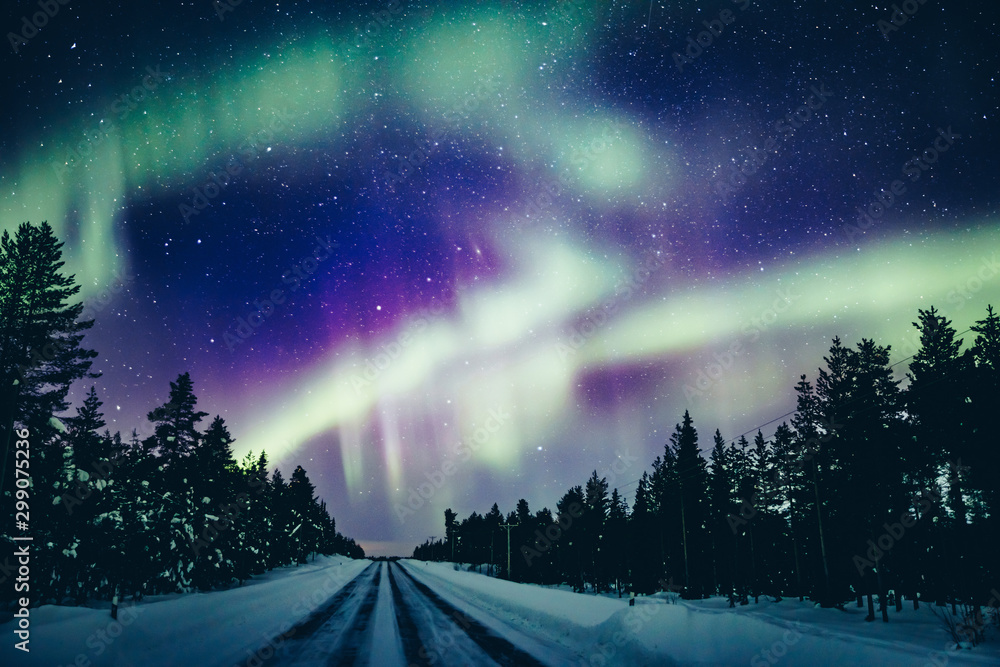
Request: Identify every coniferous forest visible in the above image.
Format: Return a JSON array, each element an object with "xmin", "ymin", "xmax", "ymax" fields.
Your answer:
[
  {"xmin": 0, "ymin": 222, "xmax": 363, "ymax": 608},
  {"xmin": 5, "ymin": 218, "xmax": 1000, "ymax": 641},
  {"xmin": 415, "ymin": 298, "xmax": 1000, "ymax": 632}
]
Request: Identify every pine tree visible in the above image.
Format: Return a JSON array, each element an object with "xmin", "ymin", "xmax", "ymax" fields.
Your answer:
[
  {"xmin": 853, "ymin": 338, "xmax": 907, "ymax": 621},
  {"xmin": 68, "ymin": 387, "xmax": 108, "ymax": 472},
  {"xmin": 555, "ymin": 486, "xmax": 585, "ymax": 591},
  {"xmin": 145, "ymin": 373, "xmax": 209, "ymax": 462},
  {"xmin": 650, "ymin": 446, "xmax": 681, "ymax": 590},
  {"xmin": 749, "ymin": 429, "xmax": 783, "ymax": 600},
  {"xmin": 671, "ymin": 411, "xmax": 708, "ymax": 597},
  {"xmin": 142, "ymin": 376, "xmax": 210, "ymax": 593},
  {"xmin": 445, "ymin": 508, "xmax": 458, "ymax": 562},
  {"xmin": 968, "ymin": 306, "xmax": 1000, "ymax": 521},
  {"xmin": 268, "ymin": 468, "xmax": 293, "ymax": 567},
  {"xmin": 509, "ymin": 500, "xmax": 531, "ymax": 581},
  {"xmin": 730, "ymin": 434, "xmax": 756, "ymax": 603},
  {"xmin": 0, "ymin": 222, "xmax": 99, "ymax": 493},
  {"xmin": 242, "ymin": 450, "xmax": 272, "ymax": 574},
  {"xmin": 64, "ymin": 388, "xmax": 116, "ymax": 601},
  {"xmin": 0, "ymin": 222, "xmax": 99, "ymax": 597},
  {"xmin": 288, "ymin": 465, "xmax": 320, "ymax": 564},
  {"xmin": 189, "ymin": 416, "xmax": 241, "ymax": 589},
  {"xmin": 607, "ymin": 488, "xmax": 629, "ymax": 597},
  {"xmin": 791, "ymin": 374, "xmax": 834, "ymax": 606},
  {"xmin": 583, "ymin": 471, "xmax": 610, "ymax": 592},
  {"xmin": 629, "ymin": 472, "xmax": 659, "ymax": 593},
  {"xmin": 485, "ymin": 503, "xmax": 503, "ymax": 576},
  {"xmin": 970, "ymin": 304, "xmax": 1000, "ymax": 371},
  {"xmin": 771, "ymin": 422, "xmax": 806, "ymax": 601},
  {"xmin": 708, "ymin": 430, "xmax": 734, "ymax": 597}
]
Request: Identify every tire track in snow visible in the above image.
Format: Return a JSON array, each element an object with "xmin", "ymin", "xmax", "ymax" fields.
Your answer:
[
  {"xmin": 326, "ymin": 564, "xmax": 382, "ymax": 666},
  {"xmin": 393, "ymin": 563, "xmax": 548, "ymax": 667},
  {"xmin": 386, "ymin": 561, "xmax": 432, "ymax": 665},
  {"xmin": 261, "ymin": 562, "xmax": 377, "ymax": 666}
]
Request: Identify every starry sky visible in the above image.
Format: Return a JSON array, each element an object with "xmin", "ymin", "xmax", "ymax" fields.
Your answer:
[{"xmin": 1, "ymin": 0, "xmax": 998, "ymax": 556}]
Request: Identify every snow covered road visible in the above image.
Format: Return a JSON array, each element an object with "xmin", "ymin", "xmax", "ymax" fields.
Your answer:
[
  {"xmin": 4, "ymin": 555, "xmax": 999, "ymax": 665},
  {"xmin": 263, "ymin": 560, "xmax": 579, "ymax": 666}
]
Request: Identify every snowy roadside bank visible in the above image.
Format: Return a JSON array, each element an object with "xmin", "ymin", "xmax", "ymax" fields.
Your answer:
[
  {"xmin": 402, "ymin": 560, "xmax": 1000, "ymax": 666},
  {"xmin": 0, "ymin": 555, "xmax": 369, "ymax": 667}
]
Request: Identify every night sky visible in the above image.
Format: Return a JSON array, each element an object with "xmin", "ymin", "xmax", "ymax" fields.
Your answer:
[{"xmin": 1, "ymin": 0, "xmax": 998, "ymax": 556}]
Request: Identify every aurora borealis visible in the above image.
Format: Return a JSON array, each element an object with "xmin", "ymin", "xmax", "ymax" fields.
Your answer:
[{"xmin": 2, "ymin": 0, "xmax": 998, "ymax": 556}]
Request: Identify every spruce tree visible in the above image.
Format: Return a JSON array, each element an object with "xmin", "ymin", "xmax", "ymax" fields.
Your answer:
[
  {"xmin": 629, "ymin": 472, "xmax": 659, "ymax": 593},
  {"xmin": 607, "ymin": 488, "xmax": 629, "ymax": 597},
  {"xmin": 288, "ymin": 465, "xmax": 320, "ymax": 564},
  {"xmin": 708, "ymin": 429, "xmax": 734, "ymax": 597},
  {"xmin": 969, "ymin": 306, "xmax": 1000, "ymax": 522},
  {"xmin": 0, "ymin": 221, "xmax": 99, "ymax": 593},
  {"xmin": 0, "ymin": 222, "xmax": 99, "ymax": 484},
  {"xmin": 555, "ymin": 486, "xmax": 585, "ymax": 591},
  {"xmin": 670, "ymin": 411, "xmax": 708, "ymax": 597},
  {"xmin": 583, "ymin": 471, "xmax": 610, "ymax": 592}
]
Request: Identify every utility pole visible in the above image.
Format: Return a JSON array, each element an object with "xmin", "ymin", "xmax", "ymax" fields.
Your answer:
[{"xmin": 500, "ymin": 523, "xmax": 519, "ymax": 580}]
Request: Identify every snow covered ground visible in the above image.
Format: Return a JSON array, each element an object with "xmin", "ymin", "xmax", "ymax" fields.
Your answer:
[
  {"xmin": 2, "ymin": 555, "xmax": 998, "ymax": 665},
  {"xmin": 401, "ymin": 560, "xmax": 1000, "ymax": 666},
  {"xmin": 0, "ymin": 555, "xmax": 369, "ymax": 667}
]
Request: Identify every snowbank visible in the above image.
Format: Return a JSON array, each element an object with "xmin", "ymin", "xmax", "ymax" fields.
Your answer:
[
  {"xmin": 402, "ymin": 560, "xmax": 1000, "ymax": 666},
  {"xmin": 0, "ymin": 555, "xmax": 369, "ymax": 667}
]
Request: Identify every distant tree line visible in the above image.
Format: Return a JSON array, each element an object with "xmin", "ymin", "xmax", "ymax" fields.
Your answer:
[
  {"xmin": 0, "ymin": 222, "xmax": 363, "ymax": 608},
  {"xmin": 417, "ymin": 302, "xmax": 1000, "ymax": 631}
]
